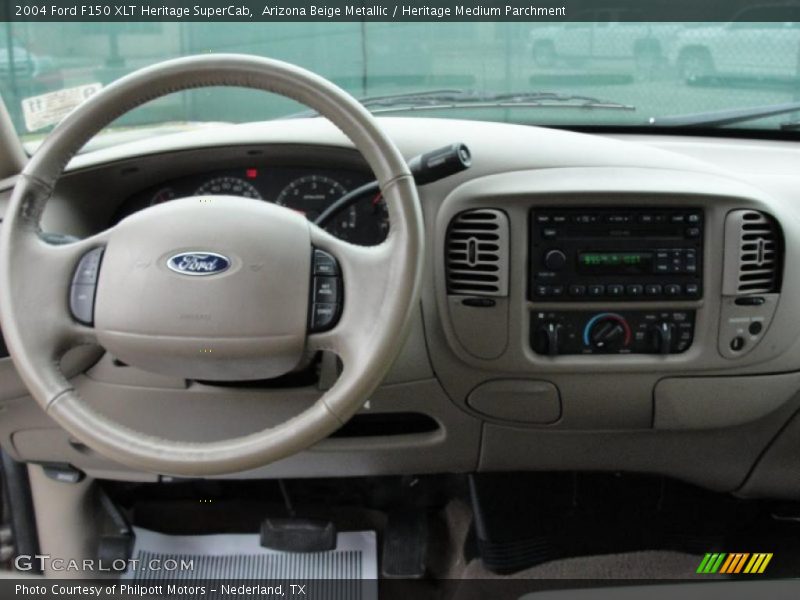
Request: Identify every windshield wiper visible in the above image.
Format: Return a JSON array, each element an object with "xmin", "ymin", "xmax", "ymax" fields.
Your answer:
[
  {"xmin": 286, "ymin": 89, "xmax": 634, "ymax": 118},
  {"xmin": 648, "ymin": 102, "xmax": 800, "ymax": 128},
  {"xmin": 362, "ymin": 89, "xmax": 634, "ymax": 113}
]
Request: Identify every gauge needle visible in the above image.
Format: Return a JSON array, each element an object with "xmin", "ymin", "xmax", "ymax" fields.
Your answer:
[{"xmin": 372, "ymin": 193, "xmax": 383, "ymax": 205}]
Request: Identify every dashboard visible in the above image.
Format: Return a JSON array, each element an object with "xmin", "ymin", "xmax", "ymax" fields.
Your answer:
[
  {"xmin": 4, "ymin": 117, "xmax": 800, "ymax": 499},
  {"xmin": 112, "ymin": 165, "xmax": 388, "ymax": 246}
]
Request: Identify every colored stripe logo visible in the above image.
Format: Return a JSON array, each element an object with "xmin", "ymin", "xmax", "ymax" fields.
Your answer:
[{"xmin": 697, "ymin": 553, "xmax": 773, "ymax": 574}]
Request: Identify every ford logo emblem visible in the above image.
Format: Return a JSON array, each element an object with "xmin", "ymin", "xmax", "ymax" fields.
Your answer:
[{"xmin": 167, "ymin": 252, "xmax": 231, "ymax": 276}]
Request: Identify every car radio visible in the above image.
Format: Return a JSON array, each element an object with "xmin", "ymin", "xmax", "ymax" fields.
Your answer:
[{"xmin": 529, "ymin": 207, "xmax": 703, "ymax": 302}]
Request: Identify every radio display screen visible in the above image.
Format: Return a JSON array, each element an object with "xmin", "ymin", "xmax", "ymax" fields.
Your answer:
[{"xmin": 578, "ymin": 252, "xmax": 653, "ymax": 274}]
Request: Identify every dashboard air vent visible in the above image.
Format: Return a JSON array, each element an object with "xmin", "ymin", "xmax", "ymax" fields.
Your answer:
[
  {"xmin": 445, "ymin": 209, "xmax": 509, "ymax": 297},
  {"xmin": 723, "ymin": 210, "xmax": 783, "ymax": 295}
]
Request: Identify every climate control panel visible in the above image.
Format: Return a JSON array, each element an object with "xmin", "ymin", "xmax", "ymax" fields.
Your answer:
[{"xmin": 531, "ymin": 310, "xmax": 695, "ymax": 356}]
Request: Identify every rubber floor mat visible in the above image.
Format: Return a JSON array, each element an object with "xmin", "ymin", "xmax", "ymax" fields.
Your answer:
[{"xmin": 122, "ymin": 527, "xmax": 377, "ymax": 598}]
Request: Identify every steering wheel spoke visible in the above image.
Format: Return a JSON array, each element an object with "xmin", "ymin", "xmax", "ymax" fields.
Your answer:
[
  {"xmin": 0, "ymin": 217, "xmax": 107, "ymax": 402},
  {"xmin": 307, "ymin": 224, "xmax": 395, "ymax": 365}
]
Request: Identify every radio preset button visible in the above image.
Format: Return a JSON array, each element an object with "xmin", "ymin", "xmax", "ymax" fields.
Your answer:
[
  {"xmin": 665, "ymin": 284, "xmax": 682, "ymax": 296},
  {"xmin": 588, "ymin": 284, "xmax": 605, "ymax": 296},
  {"xmin": 626, "ymin": 284, "xmax": 644, "ymax": 297},
  {"xmin": 645, "ymin": 284, "xmax": 662, "ymax": 296},
  {"xmin": 569, "ymin": 285, "xmax": 586, "ymax": 296},
  {"xmin": 607, "ymin": 284, "xmax": 624, "ymax": 296},
  {"xmin": 535, "ymin": 285, "xmax": 551, "ymax": 297}
]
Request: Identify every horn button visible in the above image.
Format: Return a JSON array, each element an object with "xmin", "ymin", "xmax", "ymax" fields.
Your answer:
[{"xmin": 85, "ymin": 196, "xmax": 320, "ymax": 381}]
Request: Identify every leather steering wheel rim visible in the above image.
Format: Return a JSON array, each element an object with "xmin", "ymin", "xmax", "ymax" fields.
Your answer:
[{"xmin": 0, "ymin": 54, "xmax": 424, "ymax": 476}]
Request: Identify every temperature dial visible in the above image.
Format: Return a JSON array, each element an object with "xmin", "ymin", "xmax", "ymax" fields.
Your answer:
[{"xmin": 584, "ymin": 313, "xmax": 632, "ymax": 352}]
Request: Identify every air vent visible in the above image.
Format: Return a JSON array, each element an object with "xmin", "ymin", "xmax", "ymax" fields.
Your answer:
[
  {"xmin": 446, "ymin": 209, "xmax": 509, "ymax": 296},
  {"xmin": 723, "ymin": 210, "xmax": 783, "ymax": 295}
]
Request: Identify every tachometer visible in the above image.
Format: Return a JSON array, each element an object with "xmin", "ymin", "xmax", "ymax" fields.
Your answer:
[
  {"xmin": 278, "ymin": 174, "xmax": 390, "ymax": 245},
  {"xmin": 276, "ymin": 175, "xmax": 348, "ymax": 222},
  {"xmin": 195, "ymin": 176, "xmax": 262, "ymax": 199}
]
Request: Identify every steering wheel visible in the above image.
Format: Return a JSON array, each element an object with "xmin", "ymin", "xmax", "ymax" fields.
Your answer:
[{"xmin": 0, "ymin": 55, "xmax": 423, "ymax": 476}]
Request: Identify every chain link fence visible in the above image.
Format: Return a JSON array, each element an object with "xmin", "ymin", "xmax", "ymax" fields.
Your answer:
[{"xmin": 2, "ymin": 18, "xmax": 800, "ymax": 138}]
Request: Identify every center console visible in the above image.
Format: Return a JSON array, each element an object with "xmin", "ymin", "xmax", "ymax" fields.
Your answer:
[{"xmin": 529, "ymin": 207, "xmax": 703, "ymax": 356}]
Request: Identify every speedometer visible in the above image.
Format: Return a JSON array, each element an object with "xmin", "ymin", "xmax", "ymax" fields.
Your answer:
[{"xmin": 195, "ymin": 176, "xmax": 262, "ymax": 199}]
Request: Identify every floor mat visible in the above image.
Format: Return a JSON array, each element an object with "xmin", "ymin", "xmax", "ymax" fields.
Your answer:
[
  {"xmin": 461, "ymin": 550, "xmax": 709, "ymax": 579},
  {"xmin": 122, "ymin": 526, "xmax": 377, "ymax": 581}
]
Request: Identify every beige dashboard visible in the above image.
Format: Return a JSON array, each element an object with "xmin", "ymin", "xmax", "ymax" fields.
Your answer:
[{"xmin": 1, "ymin": 117, "xmax": 800, "ymax": 499}]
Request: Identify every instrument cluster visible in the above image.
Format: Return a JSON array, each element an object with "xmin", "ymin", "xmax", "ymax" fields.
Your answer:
[{"xmin": 113, "ymin": 166, "xmax": 389, "ymax": 245}]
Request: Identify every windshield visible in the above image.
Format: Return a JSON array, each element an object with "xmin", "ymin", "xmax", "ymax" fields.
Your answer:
[{"xmin": 2, "ymin": 20, "xmax": 800, "ymax": 149}]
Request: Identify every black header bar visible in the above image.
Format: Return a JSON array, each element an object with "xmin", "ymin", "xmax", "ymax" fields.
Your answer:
[{"xmin": 4, "ymin": 0, "xmax": 800, "ymax": 23}]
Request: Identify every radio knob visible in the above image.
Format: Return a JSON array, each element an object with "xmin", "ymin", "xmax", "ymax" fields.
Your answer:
[
  {"xmin": 544, "ymin": 249, "xmax": 567, "ymax": 271},
  {"xmin": 585, "ymin": 313, "xmax": 631, "ymax": 352}
]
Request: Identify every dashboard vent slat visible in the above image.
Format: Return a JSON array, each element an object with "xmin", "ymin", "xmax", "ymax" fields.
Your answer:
[
  {"xmin": 445, "ymin": 209, "xmax": 509, "ymax": 297},
  {"xmin": 723, "ymin": 210, "xmax": 783, "ymax": 296}
]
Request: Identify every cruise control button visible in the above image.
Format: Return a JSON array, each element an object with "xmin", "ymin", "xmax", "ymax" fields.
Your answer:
[
  {"xmin": 70, "ymin": 284, "xmax": 96, "ymax": 325},
  {"xmin": 313, "ymin": 276, "xmax": 340, "ymax": 303},
  {"xmin": 73, "ymin": 247, "xmax": 104, "ymax": 285},
  {"xmin": 312, "ymin": 249, "xmax": 339, "ymax": 276},
  {"xmin": 311, "ymin": 303, "xmax": 338, "ymax": 331}
]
